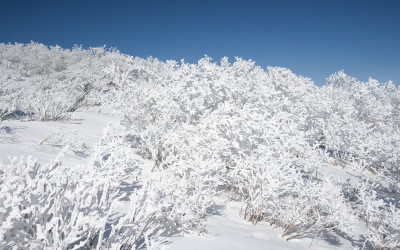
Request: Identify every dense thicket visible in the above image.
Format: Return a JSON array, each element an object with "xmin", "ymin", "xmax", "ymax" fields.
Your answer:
[{"xmin": 1, "ymin": 42, "xmax": 399, "ymax": 249}]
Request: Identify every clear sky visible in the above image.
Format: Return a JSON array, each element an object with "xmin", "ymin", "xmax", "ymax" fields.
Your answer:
[{"xmin": 1, "ymin": 0, "xmax": 399, "ymax": 86}]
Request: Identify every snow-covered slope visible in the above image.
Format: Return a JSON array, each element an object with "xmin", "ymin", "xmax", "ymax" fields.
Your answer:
[
  {"xmin": 0, "ymin": 108, "xmax": 363, "ymax": 249},
  {"xmin": 1, "ymin": 42, "xmax": 399, "ymax": 249},
  {"xmin": 0, "ymin": 107, "xmax": 120, "ymax": 165}
]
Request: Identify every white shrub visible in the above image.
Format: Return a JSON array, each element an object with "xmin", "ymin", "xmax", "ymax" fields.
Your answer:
[{"xmin": 1, "ymin": 42, "xmax": 399, "ymax": 249}]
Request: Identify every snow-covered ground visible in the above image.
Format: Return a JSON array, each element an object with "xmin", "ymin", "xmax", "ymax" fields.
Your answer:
[
  {"xmin": 166, "ymin": 202, "xmax": 358, "ymax": 250},
  {"xmin": 0, "ymin": 107, "xmax": 363, "ymax": 249},
  {"xmin": 1, "ymin": 43, "xmax": 399, "ymax": 249},
  {"xmin": 0, "ymin": 107, "xmax": 119, "ymax": 165}
]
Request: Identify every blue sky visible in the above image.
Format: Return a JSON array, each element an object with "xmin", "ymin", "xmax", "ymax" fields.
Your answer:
[{"xmin": 1, "ymin": 0, "xmax": 399, "ymax": 86}]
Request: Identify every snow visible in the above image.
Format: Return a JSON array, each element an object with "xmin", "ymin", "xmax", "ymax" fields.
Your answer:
[
  {"xmin": 1, "ymin": 42, "xmax": 399, "ymax": 249},
  {"xmin": 0, "ymin": 107, "xmax": 120, "ymax": 166},
  {"xmin": 0, "ymin": 108, "xmax": 354, "ymax": 249},
  {"xmin": 167, "ymin": 202, "xmax": 350, "ymax": 250}
]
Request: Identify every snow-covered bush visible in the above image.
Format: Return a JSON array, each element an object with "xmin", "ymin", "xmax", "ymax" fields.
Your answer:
[
  {"xmin": 112, "ymin": 54, "xmax": 399, "ymax": 247},
  {"xmin": 0, "ymin": 126, "xmax": 216, "ymax": 249},
  {"xmin": 0, "ymin": 42, "xmax": 132, "ymax": 121},
  {"xmin": 113, "ymin": 55, "xmax": 360, "ymax": 242},
  {"xmin": 237, "ymin": 153, "xmax": 356, "ymax": 240},
  {"xmin": 352, "ymin": 178, "xmax": 400, "ymax": 249},
  {"xmin": 1, "ymin": 42, "xmax": 399, "ymax": 248},
  {"xmin": 0, "ymin": 155, "xmax": 109, "ymax": 249}
]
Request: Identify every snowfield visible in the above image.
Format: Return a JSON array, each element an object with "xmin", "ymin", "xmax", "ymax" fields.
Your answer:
[{"xmin": 0, "ymin": 42, "xmax": 399, "ymax": 249}]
